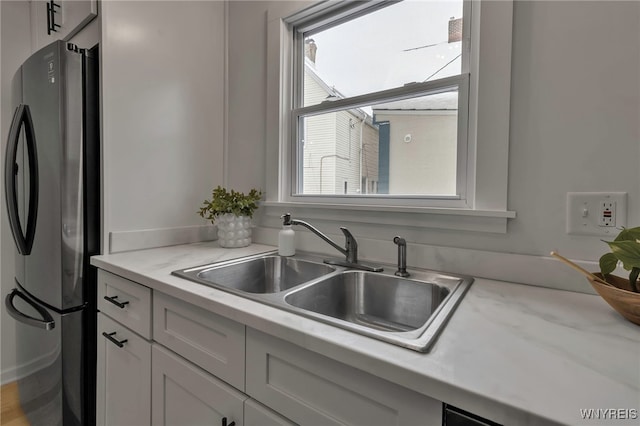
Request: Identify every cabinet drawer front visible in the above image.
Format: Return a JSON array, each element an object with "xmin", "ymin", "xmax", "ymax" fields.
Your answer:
[
  {"xmin": 152, "ymin": 344, "xmax": 246, "ymax": 426},
  {"xmin": 246, "ymin": 329, "xmax": 442, "ymax": 426},
  {"xmin": 97, "ymin": 313, "xmax": 151, "ymax": 426},
  {"xmin": 153, "ymin": 291, "xmax": 245, "ymax": 390},
  {"xmin": 245, "ymin": 399, "xmax": 297, "ymax": 426},
  {"xmin": 98, "ymin": 270, "xmax": 151, "ymax": 338}
]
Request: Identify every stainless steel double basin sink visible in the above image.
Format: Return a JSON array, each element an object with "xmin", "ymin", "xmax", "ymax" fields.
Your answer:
[{"xmin": 172, "ymin": 252, "xmax": 473, "ymax": 352}]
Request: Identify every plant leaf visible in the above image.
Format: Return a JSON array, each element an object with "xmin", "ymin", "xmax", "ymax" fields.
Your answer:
[
  {"xmin": 599, "ymin": 252, "xmax": 618, "ymax": 275},
  {"xmin": 614, "ymin": 226, "xmax": 640, "ymax": 242},
  {"xmin": 198, "ymin": 186, "xmax": 263, "ymax": 220},
  {"xmin": 606, "ymin": 240, "xmax": 640, "ymax": 270}
]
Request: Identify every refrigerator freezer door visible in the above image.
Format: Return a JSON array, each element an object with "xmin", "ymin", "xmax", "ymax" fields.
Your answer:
[
  {"xmin": 20, "ymin": 41, "xmax": 86, "ymax": 310},
  {"xmin": 6, "ymin": 286, "xmax": 85, "ymax": 426}
]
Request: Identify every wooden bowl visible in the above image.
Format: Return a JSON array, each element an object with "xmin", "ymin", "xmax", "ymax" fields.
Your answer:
[{"xmin": 588, "ymin": 274, "xmax": 640, "ymax": 326}]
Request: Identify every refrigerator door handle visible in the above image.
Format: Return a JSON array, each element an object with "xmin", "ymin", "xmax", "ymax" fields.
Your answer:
[
  {"xmin": 5, "ymin": 288, "xmax": 55, "ymax": 331},
  {"xmin": 5, "ymin": 105, "xmax": 28, "ymax": 254},
  {"xmin": 4, "ymin": 104, "xmax": 39, "ymax": 255}
]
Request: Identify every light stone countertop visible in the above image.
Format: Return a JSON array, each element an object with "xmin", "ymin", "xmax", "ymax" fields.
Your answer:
[{"xmin": 91, "ymin": 241, "xmax": 640, "ymax": 426}]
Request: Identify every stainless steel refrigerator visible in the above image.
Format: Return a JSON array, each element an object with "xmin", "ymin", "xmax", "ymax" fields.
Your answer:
[{"xmin": 4, "ymin": 40, "xmax": 99, "ymax": 426}]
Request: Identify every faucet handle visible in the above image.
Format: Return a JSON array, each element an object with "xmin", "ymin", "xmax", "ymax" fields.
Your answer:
[
  {"xmin": 339, "ymin": 227, "xmax": 358, "ymax": 263},
  {"xmin": 340, "ymin": 227, "xmax": 357, "ymax": 244}
]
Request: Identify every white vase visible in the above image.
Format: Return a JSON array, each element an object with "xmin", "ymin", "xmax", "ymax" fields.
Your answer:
[{"xmin": 215, "ymin": 213, "xmax": 252, "ymax": 248}]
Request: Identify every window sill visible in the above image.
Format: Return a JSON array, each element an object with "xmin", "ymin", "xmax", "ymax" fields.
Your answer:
[{"xmin": 262, "ymin": 201, "xmax": 516, "ymax": 234}]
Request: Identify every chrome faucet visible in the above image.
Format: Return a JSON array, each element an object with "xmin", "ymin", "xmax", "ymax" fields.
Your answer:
[
  {"xmin": 282, "ymin": 213, "xmax": 382, "ymax": 272},
  {"xmin": 393, "ymin": 236, "xmax": 410, "ymax": 277}
]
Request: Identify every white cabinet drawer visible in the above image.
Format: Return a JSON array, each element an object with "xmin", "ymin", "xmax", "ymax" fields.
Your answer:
[
  {"xmin": 245, "ymin": 399, "xmax": 297, "ymax": 426},
  {"xmin": 98, "ymin": 270, "xmax": 152, "ymax": 338},
  {"xmin": 97, "ymin": 313, "xmax": 151, "ymax": 426},
  {"xmin": 153, "ymin": 292, "xmax": 245, "ymax": 390},
  {"xmin": 246, "ymin": 329, "xmax": 442, "ymax": 426},
  {"xmin": 152, "ymin": 344, "xmax": 246, "ymax": 426}
]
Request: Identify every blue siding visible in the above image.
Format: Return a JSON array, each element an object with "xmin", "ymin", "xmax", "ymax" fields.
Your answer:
[{"xmin": 376, "ymin": 120, "xmax": 390, "ymax": 194}]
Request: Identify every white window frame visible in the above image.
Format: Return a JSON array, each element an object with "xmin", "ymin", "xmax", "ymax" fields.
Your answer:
[
  {"xmin": 290, "ymin": 1, "xmax": 471, "ymax": 208},
  {"xmin": 264, "ymin": 0, "xmax": 516, "ymax": 233}
]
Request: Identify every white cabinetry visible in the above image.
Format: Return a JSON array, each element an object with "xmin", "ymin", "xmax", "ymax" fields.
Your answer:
[
  {"xmin": 152, "ymin": 345, "xmax": 246, "ymax": 426},
  {"xmin": 30, "ymin": 0, "xmax": 98, "ymax": 51},
  {"xmin": 97, "ymin": 270, "xmax": 152, "ymax": 338},
  {"xmin": 95, "ymin": 267, "xmax": 443, "ymax": 426},
  {"xmin": 153, "ymin": 292, "xmax": 245, "ymax": 390},
  {"xmin": 246, "ymin": 328, "xmax": 442, "ymax": 426},
  {"xmin": 96, "ymin": 270, "xmax": 152, "ymax": 426},
  {"xmin": 96, "ymin": 313, "xmax": 151, "ymax": 426},
  {"xmin": 244, "ymin": 399, "xmax": 296, "ymax": 426}
]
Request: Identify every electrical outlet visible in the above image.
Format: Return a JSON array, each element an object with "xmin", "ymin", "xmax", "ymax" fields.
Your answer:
[
  {"xmin": 567, "ymin": 192, "xmax": 627, "ymax": 236},
  {"xmin": 599, "ymin": 201, "xmax": 616, "ymax": 227}
]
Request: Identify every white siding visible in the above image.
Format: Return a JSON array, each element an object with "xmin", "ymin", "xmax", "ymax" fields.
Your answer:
[
  {"xmin": 375, "ymin": 112, "xmax": 457, "ymax": 195},
  {"xmin": 302, "ymin": 69, "xmax": 380, "ymax": 195}
]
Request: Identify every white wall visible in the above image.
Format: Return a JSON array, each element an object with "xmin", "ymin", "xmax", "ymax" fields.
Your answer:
[
  {"xmin": 506, "ymin": 0, "xmax": 639, "ymax": 260},
  {"xmin": 101, "ymin": 0, "xmax": 225, "ymax": 252},
  {"xmin": 227, "ymin": 1, "xmax": 640, "ymax": 264}
]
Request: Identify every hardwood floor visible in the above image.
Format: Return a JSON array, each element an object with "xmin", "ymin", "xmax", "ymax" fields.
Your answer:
[{"xmin": 0, "ymin": 382, "xmax": 29, "ymax": 426}]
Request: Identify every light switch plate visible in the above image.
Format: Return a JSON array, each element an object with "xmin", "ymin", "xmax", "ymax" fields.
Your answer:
[{"xmin": 566, "ymin": 192, "xmax": 627, "ymax": 236}]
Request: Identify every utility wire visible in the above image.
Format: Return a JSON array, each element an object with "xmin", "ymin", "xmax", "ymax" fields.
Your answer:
[
  {"xmin": 422, "ymin": 53, "xmax": 461, "ymax": 82},
  {"xmin": 403, "ymin": 40, "xmax": 448, "ymax": 52}
]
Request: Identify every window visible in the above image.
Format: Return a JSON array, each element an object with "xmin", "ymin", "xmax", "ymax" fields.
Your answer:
[
  {"xmin": 265, "ymin": 0, "xmax": 515, "ymax": 232},
  {"xmin": 289, "ymin": 1, "xmax": 470, "ymax": 206}
]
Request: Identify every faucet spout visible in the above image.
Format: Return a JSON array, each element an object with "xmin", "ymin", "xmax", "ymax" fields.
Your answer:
[
  {"xmin": 283, "ymin": 214, "xmax": 348, "ymax": 259},
  {"xmin": 281, "ymin": 213, "xmax": 381, "ymax": 272}
]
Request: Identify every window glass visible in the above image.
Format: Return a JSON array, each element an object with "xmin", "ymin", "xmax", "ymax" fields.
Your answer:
[
  {"xmin": 303, "ymin": 1, "xmax": 464, "ymax": 107},
  {"xmin": 298, "ymin": 89, "xmax": 459, "ymax": 196}
]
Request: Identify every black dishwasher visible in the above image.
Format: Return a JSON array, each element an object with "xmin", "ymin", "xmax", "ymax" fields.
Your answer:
[{"xmin": 443, "ymin": 404, "xmax": 503, "ymax": 426}]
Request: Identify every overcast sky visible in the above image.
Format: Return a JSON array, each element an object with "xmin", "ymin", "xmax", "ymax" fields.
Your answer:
[{"xmin": 308, "ymin": 1, "xmax": 463, "ymax": 101}]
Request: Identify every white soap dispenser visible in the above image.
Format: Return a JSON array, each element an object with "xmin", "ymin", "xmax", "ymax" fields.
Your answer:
[{"xmin": 279, "ymin": 213, "xmax": 296, "ymax": 256}]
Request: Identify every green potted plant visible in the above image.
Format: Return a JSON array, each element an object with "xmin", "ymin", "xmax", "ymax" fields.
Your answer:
[
  {"xmin": 592, "ymin": 226, "xmax": 640, "ymax": 325},
  {"xmin": 198, "ymin": 186, "xmax": 263, "ymax": 248},
  {"xmin": 599, "ymin": 226, "xmax": 640, "ymax": 293}
]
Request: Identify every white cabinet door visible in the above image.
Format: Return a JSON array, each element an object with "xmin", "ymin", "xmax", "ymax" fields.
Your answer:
[
  {"xmin": 153, "ymin": 291, "xmax": 245, "ymax": 390},
  {"xmin": 246, "ymin": 328, "xmax": 442, "ymax": 426},
  {"xmin": 245, "ymin": 399, "xmax": 297, "ymax": 426},
  {"xmin": 30, "ymin": 0, "xmax": 98, "ymax": 51},
  {"xmin": 96, "ymin": 313, "xmax": 151, "ymax": 426},
  {"xmin": 152, "ymin": 344, "xmax": 246, "ymax": 426}
]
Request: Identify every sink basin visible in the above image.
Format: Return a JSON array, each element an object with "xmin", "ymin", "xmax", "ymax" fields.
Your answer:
[
  {"xmin": 173, "ymin": 252, "xmax": 473, "ymax": 352},
  {"xmin": 283, "ymin": 269, "xmax": 472, "ymax": 352},
  {"xmin": 174, "ymin": 254, "xmax": 335, "ymax": 294},
  {"xmin": 285, "ymin": 271, "xmax": 450, "ymax": 332}
]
